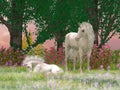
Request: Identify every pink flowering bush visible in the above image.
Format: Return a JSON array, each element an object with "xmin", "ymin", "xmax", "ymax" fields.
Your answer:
[
  {"xmin": 0, "ymin": 47, "xmax": 25, "ymax": 66},
  {"xmin": 44, "ymin": 45, "xmax": 113, "ymax": 70},
  {"xmin": 44, "ymin": 47, "xmax": 65, "ymax": 66},
  {"xmin": 90, "ymin": 44, "xmax": 112, "ymax": 69}
]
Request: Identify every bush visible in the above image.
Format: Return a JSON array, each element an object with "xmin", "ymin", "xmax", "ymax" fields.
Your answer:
[
  {"xmin": 44, "ymin": 45, "xmax": 113, "ymax": 70},
  {"xmin": 26, "ymin": 44, "xmax": 45, "ymax": 57},
  {"xmin": 44, "ymin": 47, "xmax": 65, "ymax": 66},
  {"xmin": 22, "ymin": 32, "xmax": 45, "ymax": 57},
  {"xmin": 111, "ymin": 50, "xmax": 120, "ymax": 63},
  {"xmin": 0, "ymin": 47, "xmax": 25, "ymax": 66},
  {"xmin": 90, "ymin": 44, "xmax": 112, "ymax": 69}
]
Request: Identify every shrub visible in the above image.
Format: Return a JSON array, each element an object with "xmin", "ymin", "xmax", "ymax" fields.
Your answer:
[
  {"xmin": 44, "ymin": 45, "xmax": 112, "ymax": 70},
  {"xmin": 22, "ymin": 31, "xmax": 45, "ymax": 57},
  {"xmin": 44, "ymin": 47, "xmax": 65, "ymax": 66},
  {"xmin": 0, "ymin": 47, "xmax": 25, "ymax": 66},
  {"xmin": 90, "ymin": 44, "xmax": 112, "ymax": 69},
  {"xmin": 26, "ymin": 44, "xmax": 45, "ymax": 57},
  {"xmin": 111, "ymin": 50, "xmax": 120, "ymax": 63}
]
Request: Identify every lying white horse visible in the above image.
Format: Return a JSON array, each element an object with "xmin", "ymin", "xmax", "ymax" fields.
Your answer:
[
  {"xmin": 22, "ymin": 56, "xmax": 63, "ymax": 74},
  {"xmin": 33, "ymin": 63, "xmax": 64, "ymax": 74},
  {"xmin": 22, "ymin": 56, "xmax": 44, "ymax": 72}
]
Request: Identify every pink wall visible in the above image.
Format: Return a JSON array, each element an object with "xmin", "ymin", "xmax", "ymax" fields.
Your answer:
[{"xmin": 0, "ymin": 24, "xmax": 10, "ymax": 48}]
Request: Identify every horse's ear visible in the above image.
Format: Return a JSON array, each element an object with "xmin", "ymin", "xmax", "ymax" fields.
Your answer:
[{"xmin": 77, "ymin": 22, "xmax": 81, "ymax": 26}]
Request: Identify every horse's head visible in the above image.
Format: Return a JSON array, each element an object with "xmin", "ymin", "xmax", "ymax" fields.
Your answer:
[{"xmin": 76, "ymin": 22, "xmax": 94, "ymax": 40}]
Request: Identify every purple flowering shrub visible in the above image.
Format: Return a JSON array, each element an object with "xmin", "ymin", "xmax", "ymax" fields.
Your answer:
[
  {"xmin": 44, "ymin": 45, "xmax": 113, "ymax": 70},
  {"xmin": 0, "ymin": 47, "xmax": 25, "ymax": 66},
  {"xmin": 44, "ymin": 47, "xmax": 65, "ymax": 66},
  {"xmin": 90, "ymin": 44, "xmax": 112, "ymax": 69}
]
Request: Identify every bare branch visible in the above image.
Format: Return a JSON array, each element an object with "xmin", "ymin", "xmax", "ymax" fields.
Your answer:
[{"xmin": 106, "ymin": 30, "xmax": 116, "ymax": 42}]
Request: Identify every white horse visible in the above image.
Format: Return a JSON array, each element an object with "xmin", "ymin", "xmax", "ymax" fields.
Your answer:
[
  {"xmin": 64, "ymin": 22, "xmax": 95, "ymax": 73},
  {"xmin": 22, "ymin": 56, "xmax": 63, "ymax": 74},
  {"xmin": 22, "ymin": 56, "xmax": 44, "ymax": 72},
  {"xmin": 33, "ymin": 63, "xmax": 64, "ymax": 74}
]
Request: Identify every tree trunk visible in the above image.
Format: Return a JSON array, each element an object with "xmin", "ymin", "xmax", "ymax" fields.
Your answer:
[
  {"xmin": 54, "ymin": 33, "xmax": 63, "ymax": 51},
  {"xmin": 9, "ymin": 30, "xmax": 22, "ymax": 49},
  {"xmin": 94, "ymin": 26, "xmax": 99, "ymax": 45},
  {"xmin": 93, "ymin": 0, "xmax": 99, "ymax": 45},
  {"xmin": 88, "ymin": 0, "xmax": 99, "ymax": 45},
  {"xmin": 10, "ymin": 0, "xmax": 24, "ymax": 49},
  {"xmin": 56, "ymin": 40, "xmax": 63, "ymax": 51},
  {"xmin": 0, "ymin": 0, "xmax": 25, "ymax": 50}
]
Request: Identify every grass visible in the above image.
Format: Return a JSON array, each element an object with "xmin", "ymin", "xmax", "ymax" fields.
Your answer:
[{"xmin": 0, "ymin": 66, "xmax": 120, "ymax": 90}]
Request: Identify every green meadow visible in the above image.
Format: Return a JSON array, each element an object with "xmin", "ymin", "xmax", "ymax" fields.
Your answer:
[{"xmin": 0, "ymin": 66, "xmax": 119, "ymax": 90}]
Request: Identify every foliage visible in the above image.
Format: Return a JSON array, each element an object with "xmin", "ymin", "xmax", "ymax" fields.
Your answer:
[
  {"xmin": 66, "ymin": 45, "xmax": 114, "ymax": 70},
  {"xmin": 0, "ymin": 47, "xmax": 25, "ymax": 66},
  {"xmin": 0, "ymin": 0, "xmax": 120, "ymax": 50},
  {"xmin": 0, "ymin": 0, "xmax": 34, "ymax": 49},
  {"xmin": 44, "ymin": 45, "xmax": 119, "ymax": 70},
  {"xmin": 44, "ymin": 47, "xmax": 64, "ymax": 66},
  {"xmin": 0, "ymin": 0, "xmax": 34, "ymax": 24},
  {"xmin": 33, "ymin": 0, "xmax": 120, "ymax": 48},
  {"xmin": 111, "ymin": 50, "xmax": 120, "ymax": 63},
  {"xmin": 22, "ymin": 31, "xmax": 45, "ymax": 56},
  {"xmin": 32, "ymin": 0, "xmax": 90, "ymax": 49},
  {"xmin": 110, "ymin": 50, "xmax": 120, "ymax": 70},
  {"xmin": 60, "ymin": 45, "xmax": 115, "ymax": 70},
  {"xmin": 27, "ymin": 44, "xmax": 45, "ymax": 57},
  {"xmin": 98, "ymin": 0, "xmax": 120, "ymax": 47},
  {"xmin": 22, "ymin": 31, "xmax": 33, "ymax": 49},
  {"xmin": 90, "ymin": 45, "xmax": 112, "ymax": 69}
]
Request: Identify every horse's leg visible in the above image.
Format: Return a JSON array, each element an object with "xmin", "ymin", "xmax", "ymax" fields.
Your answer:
[
  {"xmin": 86, "ymin": 50, "xmax": 92, "ymax": 72},
  {"xmin": 79, "ymin": 49, "xmax": 83, "ymax": 74},
  {"xmin": 73, "ymin": 57, "xmax": 76, "ymax": 71},
  {"xmin": 65, "ymin": 56, "xmax": 68, "ymax": 71},
  {"xmin": 65, "ymin": 47, "xmax": 69, "ymax": 71},
  {"xmin": 72, "ymin": 49, "xmax": 76, "ymax": 71}
]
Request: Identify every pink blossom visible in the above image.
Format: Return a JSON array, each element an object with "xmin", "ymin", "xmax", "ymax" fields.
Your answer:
[
  {"xmin": 117, "ymin": 63, "xmax": 120, "ymax": 70},
  {"xmin": 100, "ymin": 65, "xmax": 104, "ymax": 70}
]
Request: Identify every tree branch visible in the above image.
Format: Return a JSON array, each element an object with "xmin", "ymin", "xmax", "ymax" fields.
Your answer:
[
  {"xmin": 24, "ymin": 28, "xmax": 31, "ymax": 47},
  {"xmin": 106, "ymin": 30, "xmax": 116, "ymax": 42},
  {"xmin": 0, "ymin": 16, "xmax": 11, "ymax": 29}
]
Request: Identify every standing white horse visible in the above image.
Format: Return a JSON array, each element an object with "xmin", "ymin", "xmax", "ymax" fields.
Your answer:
[{"xmin": 64, "ymin": 22, "xmax": 95, "ymax": 73}]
